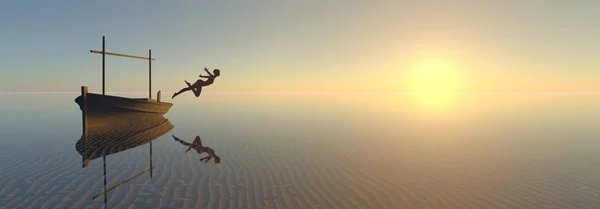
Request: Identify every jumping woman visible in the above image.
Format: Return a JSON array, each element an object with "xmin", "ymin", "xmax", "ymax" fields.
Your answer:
[{"xmin": 172, "ymin": 67, "xmax": 221, "ymax": 99}]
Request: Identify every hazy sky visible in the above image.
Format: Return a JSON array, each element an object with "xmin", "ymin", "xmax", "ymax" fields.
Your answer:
[{"xmin": 1, "ymin": 1, "xmax": 599, "ymax": 92}]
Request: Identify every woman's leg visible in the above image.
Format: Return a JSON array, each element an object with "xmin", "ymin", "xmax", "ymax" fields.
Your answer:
[
  {"xmin": 185, "ymin": 80, "xmax": 205, "ymax": 97},
  {"xmin": 191, "ymin": 86, "xmax": 203, "ymax": 97},
  {"xmin": 172, "ymin": 87, "xmax": 191, "ymax": 98},
  {"xmin": 194, "ymin": 136, "xmax": 203, "ymax": 147},
  {"xmin": 172, "ymin": 135, "xmax": 191, "ymax": 146}
]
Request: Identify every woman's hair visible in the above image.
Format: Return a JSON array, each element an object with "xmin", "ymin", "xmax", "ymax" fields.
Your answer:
[
  {"xmin": 214, "ymin": 156, "xmax": 221, "ymax": 164},
  {"xmin": 213, "ymin": 69, "xmax": 221, "ymax": 76}
]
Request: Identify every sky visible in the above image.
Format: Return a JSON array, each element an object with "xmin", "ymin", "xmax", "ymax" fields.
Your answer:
[{"xmin": 1, "ymin": 0, "xmax": 599, "ymax": 93}]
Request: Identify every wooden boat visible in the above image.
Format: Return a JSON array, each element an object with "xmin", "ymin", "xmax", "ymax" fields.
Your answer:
[
  {"xmin": 75, "ymin": 36, "xmax": 172, "ymax": 115},
  {"xmin": 75, "ymin": 90, "xmax": 172, "ymax": 114}
]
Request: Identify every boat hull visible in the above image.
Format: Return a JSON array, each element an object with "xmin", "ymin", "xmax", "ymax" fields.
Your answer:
[{"xmin": 75, "ymin": 93, "xmax": 173, "ymax": 114}]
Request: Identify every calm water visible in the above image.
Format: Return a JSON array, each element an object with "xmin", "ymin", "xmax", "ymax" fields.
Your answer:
[{"xmin": 2, "ymin": 93, "xmax": 600, "ymax": 209}]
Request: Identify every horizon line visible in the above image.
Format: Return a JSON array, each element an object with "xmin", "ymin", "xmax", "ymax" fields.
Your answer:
[{"xmin": 3, "ymin": 91, "xmax": 600, "ymax": 94}]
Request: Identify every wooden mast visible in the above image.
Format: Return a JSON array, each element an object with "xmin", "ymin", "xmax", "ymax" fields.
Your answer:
[
  {"xmin": 149, "ymin": 50, "xmax": 152, "ymax": 99},
  {"xmin": 102, "ymin": 36, "xmax": 105, "ymax": 95}
]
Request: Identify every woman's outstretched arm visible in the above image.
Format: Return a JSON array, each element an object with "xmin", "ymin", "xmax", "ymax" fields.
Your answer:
[{"xmin": 204, "ymin": 67, "xmax": 214, "ymax": 76}]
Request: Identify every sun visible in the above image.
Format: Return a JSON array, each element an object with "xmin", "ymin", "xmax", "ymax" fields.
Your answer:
[{"xmin": 405, "ymin": 58, "xmax": 462, "ymax": 107}]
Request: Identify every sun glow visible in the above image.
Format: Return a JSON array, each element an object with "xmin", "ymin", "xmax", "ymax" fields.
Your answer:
[{"xmin": 405, "ymin": 58, "xmax": 462, "ymax": 107}]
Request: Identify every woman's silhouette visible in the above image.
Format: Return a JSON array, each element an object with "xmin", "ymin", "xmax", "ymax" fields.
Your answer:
[
  {"xmin": 172, "ymin": 67, "xmax": 221, "ymax": 99},
  {"xmin": 172, "ymin": 135, "xmax": 220, "ymax": 164}
]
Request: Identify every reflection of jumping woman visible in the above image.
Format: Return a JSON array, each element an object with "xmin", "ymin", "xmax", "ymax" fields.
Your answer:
[
  {"xmin": 172, "ymin": 135, "xmax": 221, "ymax": 164},
  {"xmin": 172, "ymin": 67, "xmax": 221, "ymax": 99}
]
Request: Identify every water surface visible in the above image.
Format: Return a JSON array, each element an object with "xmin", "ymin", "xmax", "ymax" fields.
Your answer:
[{"xmin": 1, "ymin": 92, "xmax": 600, "ymax": 208}]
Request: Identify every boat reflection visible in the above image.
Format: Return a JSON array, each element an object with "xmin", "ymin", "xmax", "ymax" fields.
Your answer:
[{"xmin": 75, "ymin": 90, "xmax": 173, "ymax": 208}]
